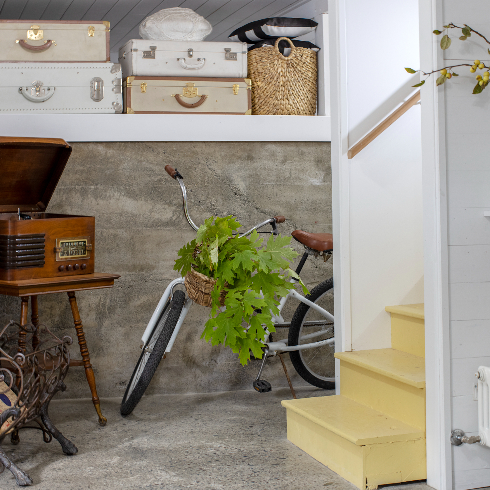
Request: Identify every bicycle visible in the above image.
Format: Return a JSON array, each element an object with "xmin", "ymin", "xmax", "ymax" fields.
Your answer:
[{"xmin": 120, "ymin": 166, "xmax": 334, "ymax": 416}]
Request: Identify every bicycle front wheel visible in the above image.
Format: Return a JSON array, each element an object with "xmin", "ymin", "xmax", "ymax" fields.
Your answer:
[
  {"xmin": 120, "ymin": 290, "xmax": 186, "ymax": 416},
  {"xmin": 288, "ymin": 277, "xmax": 335, "ymax": 390}
]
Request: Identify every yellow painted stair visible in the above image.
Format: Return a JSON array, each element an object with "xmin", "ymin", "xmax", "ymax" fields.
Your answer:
[{"xmin": 282, "ymin": 303, "xmax": 426, "ymax": 490}]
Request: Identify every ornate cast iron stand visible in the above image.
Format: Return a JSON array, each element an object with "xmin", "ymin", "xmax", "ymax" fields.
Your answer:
[{"xmin": 0, "ymin": 319, "xmax": 75, "ymax": 486}]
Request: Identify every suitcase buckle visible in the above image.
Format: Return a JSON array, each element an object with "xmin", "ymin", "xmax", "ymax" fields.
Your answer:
[
  {"xmin": 143, "ymin": 46, "xmax": 156, "ymax": 59},
  {"xmin": 27, "ymin": 25, "xmax": 43, "ymax": 41},
  {"xmin": 224, "ymin": 48, "xmax": 237, "ymax": 61},
  {"xmin": 182, "ymin": 82, "xmax": 198, "ymax": 98},
  {"xmin": 90, "ymin": 77, "xmax": 104, "ymax": 102}
]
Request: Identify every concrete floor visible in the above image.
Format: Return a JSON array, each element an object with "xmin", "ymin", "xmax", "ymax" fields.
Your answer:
[{"xmin": 0, "ymin": 388, "xmax": 433, "ymax": 490}]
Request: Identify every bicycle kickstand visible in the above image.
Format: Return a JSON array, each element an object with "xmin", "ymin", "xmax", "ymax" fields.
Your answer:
[{"xmin": 253, "ymin": 348, "xmax": 272, "ymax": 393}]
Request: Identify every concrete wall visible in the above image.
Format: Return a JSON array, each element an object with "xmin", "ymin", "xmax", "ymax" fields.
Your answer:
[{"xmin": 0, "ymin": 141, "xmax": 331, "ymax": 400}]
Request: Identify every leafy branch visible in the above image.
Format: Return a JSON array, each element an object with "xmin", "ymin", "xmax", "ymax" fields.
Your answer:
[
  {"xmin": 175, "ymin": 216, "xmax": 306, "ymax": 365},
  {"xmin": 405, "ymin": 23, "xmax": 490, "ymax": 94}
]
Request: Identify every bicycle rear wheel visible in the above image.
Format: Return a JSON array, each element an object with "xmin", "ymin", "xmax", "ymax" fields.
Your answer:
[
  {"xmin": 120, "ymin": 290, "xmax": 186, "ymax": 416},
  {"xmin": 288, "ymin": 278, "xmax": 335, "ymax": 390}
]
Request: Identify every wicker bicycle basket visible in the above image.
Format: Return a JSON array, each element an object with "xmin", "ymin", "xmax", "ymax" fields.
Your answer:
[
  {"xmin": 247, "ymin": 37, "xmax": 318, "ymax": 115},
  {"xmin": 185, "ymin": 269, "xmax": 226, "ymax": 308}
]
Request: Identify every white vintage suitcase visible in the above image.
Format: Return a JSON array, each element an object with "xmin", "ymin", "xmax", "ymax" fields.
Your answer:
[
  {"xmin": 0, "ymin": 63, "xmax": 123, "ymax": 114},
  {"xmin": 118, "ymin": 40, "xmax": 247, "ymax": 78},
  {"xmin": 124, "ymin": 77, "xmax": 251, "ymax": 114},
  {"xmin": 0, "ymin": 20, "xmax": 110, "ymax": 62}
]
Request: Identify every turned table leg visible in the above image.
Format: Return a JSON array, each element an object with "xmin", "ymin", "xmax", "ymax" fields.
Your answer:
[
  {"xmin": 18, "ymin": 296, "xmax": 29, "ymax": 354},
  {"xmin": 31, "ymin": 295, "xmax": 40, "ymax": 352},
  {"xmin": 67, "ymin": 291, "xmax": 107, "ymax": 426}
]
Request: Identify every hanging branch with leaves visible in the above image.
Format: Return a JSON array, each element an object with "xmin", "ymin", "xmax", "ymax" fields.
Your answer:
[{"xmin": 405, "ymin": 23, "xmax": 490, "ymax": 94}]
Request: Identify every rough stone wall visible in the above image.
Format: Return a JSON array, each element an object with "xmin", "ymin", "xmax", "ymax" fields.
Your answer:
[{"xmin": 0, "ymin": 141, "xmax": 331, "ymax": 399}]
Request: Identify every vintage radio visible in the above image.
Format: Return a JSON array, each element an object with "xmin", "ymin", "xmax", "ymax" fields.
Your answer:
[{"xmin": 0, "ymin": 137, "xmax": 95, "ymax": 281}]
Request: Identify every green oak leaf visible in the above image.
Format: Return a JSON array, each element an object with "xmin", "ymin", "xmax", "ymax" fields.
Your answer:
[
  {"xmin": 173, "ymin": 239, "xmax": 196, "ymax": 276},
  {"xmin": 230, "ymin": 249, "xmax": 256, "ymax": 272},
  {"xmin": 433, "ymin": 30, "xmax": 442, "ymax": 35},
  {"xmin": 459, "ymin": 36, "xmax": 467, "ymax": 41},
  {"xmin": 462, "ymin": 26, "xmax": 471, "ymax": 36},
  {"xmin": 412, "ymin": 80, "xmax": 426, "ymax": 87},
  {"xmin": 405, "ymin": 67, "xmax": 416, "ymax": 74}
]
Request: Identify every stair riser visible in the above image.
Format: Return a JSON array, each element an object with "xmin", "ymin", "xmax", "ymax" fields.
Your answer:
[
  {"xmin": 390, "ymin": 313, "xmax": 425, "ymax": 358},
  {"xmin": 340, "ymin": 362, "xmax": 425, "ymax": 430},
  {"xmin": 285, "ymin": 409, "xmax": 427, "ymax": 490}
]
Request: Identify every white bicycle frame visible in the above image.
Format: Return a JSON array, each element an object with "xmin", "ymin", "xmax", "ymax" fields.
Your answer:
[
  {"xmin": 140, "ymin": 276, "xmax": 334, "ymax": 355},
  {"xmin": 140, "ymin": 166, "xmax": 335, "ymax": 356}
]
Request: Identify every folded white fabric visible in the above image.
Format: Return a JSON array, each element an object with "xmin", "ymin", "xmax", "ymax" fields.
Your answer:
[{"xmin": 140, "ymin": 7, "xmax": 212, "ymax": 41}]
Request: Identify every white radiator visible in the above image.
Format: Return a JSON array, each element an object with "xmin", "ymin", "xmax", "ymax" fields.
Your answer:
[{"xmin": 477, "ymin": 366, "xmax": 490, "ymax": 446}]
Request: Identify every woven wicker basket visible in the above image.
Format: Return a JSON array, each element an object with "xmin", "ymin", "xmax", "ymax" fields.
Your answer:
[
  {"xmin": 185, "ymin": 269, "xmax": 226, "ymax": 307},
  {"xmin": 247, "ymin": 37, "xmax": 317, "ymax": 115}
]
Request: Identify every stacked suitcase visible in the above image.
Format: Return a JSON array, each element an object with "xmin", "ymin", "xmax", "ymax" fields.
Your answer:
[
  {"xmin": 0, "ymin": 21, "xmax": 123, "ymax": 114},
  {"xmin": 118, "ymin": 39, "xmax": 251, "ymax": 114}
]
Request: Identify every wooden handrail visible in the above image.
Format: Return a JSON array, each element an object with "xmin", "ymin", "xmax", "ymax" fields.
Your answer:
[{"xmin": 347, "ymin": 90, "xmax": 420, "ymax": 159}]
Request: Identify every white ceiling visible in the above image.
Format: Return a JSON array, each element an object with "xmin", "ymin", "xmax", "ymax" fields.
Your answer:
[{"xmin": 0, "ymin": 0, "xmax": 319, "ymax": 60}]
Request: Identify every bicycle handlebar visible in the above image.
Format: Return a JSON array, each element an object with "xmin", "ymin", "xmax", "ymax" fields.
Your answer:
[
  {"xmin": 167, "ymin": 167, "xmax": 285, "ymax": 234},
  {"xmin": 165, "ymin": 165, "xmax": 179, "ymax": 179}
]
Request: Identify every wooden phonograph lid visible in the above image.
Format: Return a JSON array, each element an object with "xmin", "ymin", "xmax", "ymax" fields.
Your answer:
[{"xmin": 0, "ymin": 137, "xmax": 72, "ymax": 213}]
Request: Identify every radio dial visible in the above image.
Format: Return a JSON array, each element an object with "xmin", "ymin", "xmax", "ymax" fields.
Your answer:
[
  {"xmin": 74, "ymin": 264, "xmax": 80, "ymax": 270},
  {"xmin": 66, "ymin": 264, "xmax": 73, "ymax": 272},
  {"xmin": 81, "ymin": 264, "xmax": 87, "ymax": 270},
  {"xmin": 58, "ymin": 265, "xmax": 65, "ymax": 272}
]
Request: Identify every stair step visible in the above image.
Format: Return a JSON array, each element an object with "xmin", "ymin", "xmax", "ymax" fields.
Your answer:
[
  {"xmin": 282, "ymin": 395, "xmax": 426, "ymax": 489},
  {"xmin": 335, "ymin": 349, "xmax": 425, "ymax": 429},
  {"xmin": 385, "ymin": 303, "xmax": 424, "ymax": 319},
  {"xmin": 335, "ymin": 348, "xmax": 425, "ymax": 388},
  {"xmin": 385, "ymin": 304, "xmax": 425, "ymax": 358},
  {"xmin": 282, "ymin": 395, "xmax": 424, "ymax": 445}
]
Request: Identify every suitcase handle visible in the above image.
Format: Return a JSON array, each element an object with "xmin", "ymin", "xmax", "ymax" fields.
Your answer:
[
  {"xmin": 16, "ymin": 39, "xmax": 56, "ymax": 52},
  {"xmin": 174, "ymin": 94, "xmax": 208, "ymax": 108},
  {"xmin": 19, "ymin": 83, "xmax": 55, "ymax": 103},
  {"xmin": 177, "ymin": 58, "xmax": 206, "ymax": 70}
]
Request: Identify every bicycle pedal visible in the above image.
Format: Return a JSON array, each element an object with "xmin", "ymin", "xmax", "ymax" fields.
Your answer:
[{"xmin": 253, "ymin": 379, "xmax": 272, "ymax": 393}]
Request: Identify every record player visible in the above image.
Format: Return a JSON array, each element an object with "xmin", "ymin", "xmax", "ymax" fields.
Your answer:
[{"xmin": 0, "ymin": 137, "xmax": 95, "ymax": 281}]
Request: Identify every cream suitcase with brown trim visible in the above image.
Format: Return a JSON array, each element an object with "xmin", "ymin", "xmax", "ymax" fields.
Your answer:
[
  {"xmin": 0, "ymin": 20, "xmax": 110, "ymax": 62},
  {"xmin": 124, "ymin": 77, "xmax": 251, "ymax": 115}
]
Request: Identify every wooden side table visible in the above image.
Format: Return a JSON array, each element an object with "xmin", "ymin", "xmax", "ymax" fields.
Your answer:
[{"xmin": 0, "ymin": 273, "xmax": 120, "ymax": 426}]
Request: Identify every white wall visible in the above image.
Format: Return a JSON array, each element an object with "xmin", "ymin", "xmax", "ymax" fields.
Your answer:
[
  {"xmin": 442, "ymin": 1, "xmax": 490, "ymax": 488},
  {"xmin": 421, "ymin": 0, "xmax": 490, "ymax": 488},
  {"xmin": 331, "ymin": 0, "xmax": 423, "ymax": 352}
]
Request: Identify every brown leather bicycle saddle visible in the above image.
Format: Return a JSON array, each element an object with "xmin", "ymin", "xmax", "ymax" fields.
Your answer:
[{"xmin": 292, "ymin": 230, "xmax": 333, "ymax": 252}]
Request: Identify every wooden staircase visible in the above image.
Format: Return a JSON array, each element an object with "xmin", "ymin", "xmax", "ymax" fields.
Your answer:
[{"xmin": 282, "ymin": 304, "xmax": 426, "ymax": 490}]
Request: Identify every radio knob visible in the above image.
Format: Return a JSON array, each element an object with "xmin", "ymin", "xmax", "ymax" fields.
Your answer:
[
  {"xmin": 81, "ymin": 263, "xmax": 87, "ymax": 270},
  {"xmin": 66, "ymin": 264, "xmax": 73, "ymax": 271},
  {"xmin": 58, "ymin": 265, "xmax": 65, "ymax": 272},
  {"xmin": 74, "ymin": 264, "xmax": 80, "ymax": 270}
]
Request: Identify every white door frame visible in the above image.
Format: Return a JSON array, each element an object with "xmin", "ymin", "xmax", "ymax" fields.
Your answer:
[{"xmin": 419, "ymin": 0, "xmax": 453, "ymax": 488}]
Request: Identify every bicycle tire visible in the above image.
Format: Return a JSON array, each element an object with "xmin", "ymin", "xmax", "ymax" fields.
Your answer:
[
  {"xmin": 288, "ymin": 277, "xmax": 335, "ymax": 390},
  {"xmin": 120, "ymin": 290, "xmax": 186, "ymax": 416}
]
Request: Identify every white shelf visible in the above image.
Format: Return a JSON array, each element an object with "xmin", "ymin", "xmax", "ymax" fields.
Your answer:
[{"xmin": 0, "ymin": 114, "xmax": 331, "ymax": 142}]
